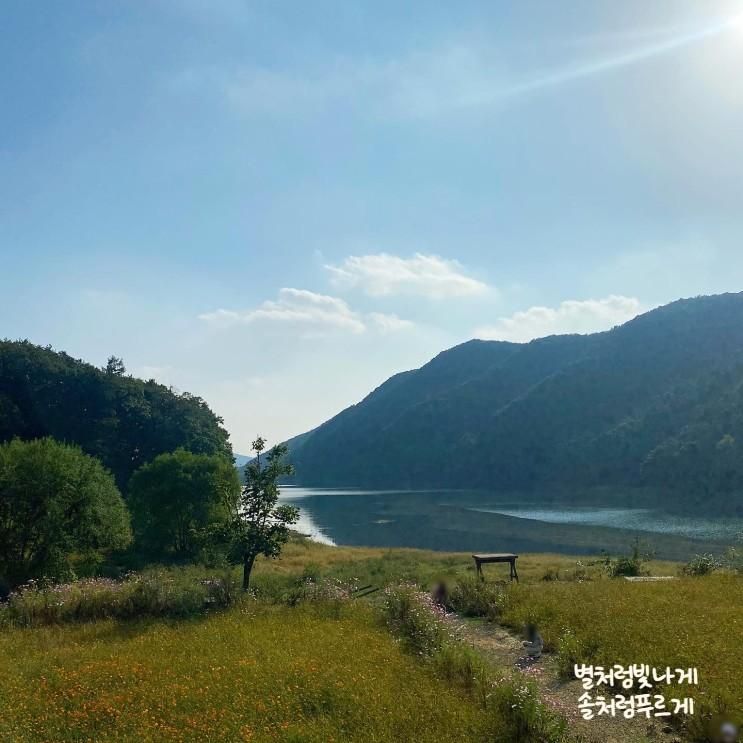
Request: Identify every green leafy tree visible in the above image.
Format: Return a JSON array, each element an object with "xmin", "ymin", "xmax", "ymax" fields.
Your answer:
[
  {"xmin": 128, "ymin": 449, "xmax": 240, "ymax": 561},
  {"xmin": 229, "ymin": 438, "xmax": 299, "ymax": 591},
  {"xmin": 0, "ymin": 438, "xmax": 131, "ymax": 588},
  {"xmin": 105, "ymin": 355, "xmax": 126, "ymax": 376},
  {"xmin": 0, "ymin": 340, "xmax": 233, "ymax": 491}
]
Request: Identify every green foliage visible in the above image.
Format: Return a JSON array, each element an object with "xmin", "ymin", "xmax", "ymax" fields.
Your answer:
[
  {"xmin": 498, "ymin": 573, "xmax": 743, "ymax": 724},
  {"xmin": 682, "ymin": 552, "xmax": 723, "ymax": 576},
  {"xmin": 484, "ymin": 677, "xmax": 567, "ymax": 743},
  {"xmin": 446, "ymin": 575, "xmax": 505, "ymax": 620},
  {"xmin": 602, "ymin": 541, "xmax": 647, "ymax": 578},
  {"xmin": 0, "ymin": 567, "xmax": 239, "ymax": 627},
  {"xmin": 286, "ymin": 293, "xmax": 743, "ymax": 511},
  {"xmin": 0, "ymin": 438, "xmax": 131, "ymax": 588},
  {"xmin": 0, "ymin": 603, "xmax": 493, "ymax": 742},
  {"xmin": 0, "ymin": 340, "xmax": 232, "ymax": 490},
  {"xmin": 227, "ymin": 438, "xmax": 299, "ymax": 590},
  {"xmin": 104, "ymin": 355, "xmax": 126, "ymax": 376},
  {"xmin": 382, "ymin": 584, "xmax": 457, "ymax": 655},
  {"xmin": 555, "ymin": 627, "xmax": 600, "ymax": 678},
  {"xmin": 128, "ymin": 449, "xmax": 240, "ymax": 561},
  {"xmin": 382, "ymin": 584, "xmax": 567, "ymax": 742}
]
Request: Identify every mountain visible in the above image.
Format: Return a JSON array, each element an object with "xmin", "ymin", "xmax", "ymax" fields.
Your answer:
[
  {"xmin": 286, "ymin": 293, "xmax": 743, "ymax": 513},
  {"xmin": 0, "ymin": 340, "xmax": 232, "ymax": 490}
]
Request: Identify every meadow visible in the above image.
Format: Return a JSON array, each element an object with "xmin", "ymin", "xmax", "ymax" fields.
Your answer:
[
  {"xmin": 0, "ymin": 602, "xmax": 493, "ymax": 743},
  {"xmin": 1, "ymin": 538, "xmax": 740, "ymax": 742},
  {"xmin": 498, "ymin": 572, "xmax": 743, "ymax": 736}
]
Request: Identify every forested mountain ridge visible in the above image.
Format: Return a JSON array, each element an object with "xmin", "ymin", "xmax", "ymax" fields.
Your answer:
[
  {"xmin": 286, "ymin": 293, "xmax": 743, "ymax": 509},
  {"xmin": 0, "ymin": 341, "xmax": 232, "ymax": 490}
]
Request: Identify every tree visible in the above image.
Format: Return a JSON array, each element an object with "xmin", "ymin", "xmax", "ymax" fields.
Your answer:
[
  {"xmin": 105, "ymin": 355, "xmax": 126, "ymax": 376},
  {"xmin": 0, "ymin": 340, "xmax": 233, "ymax": 491},
  {"xmin": 229, "ymin": 438, "xmax": 299, "ymax": 591},
  {"xmin": 0, "ymin": 438, "xmax": 131, "ymax": 588},
  {"xmin": 128, "ymin": 449, "xmax": 240, "ymax": 560}
]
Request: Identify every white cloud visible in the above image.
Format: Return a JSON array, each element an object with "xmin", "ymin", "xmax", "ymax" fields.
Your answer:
[
  {"xmin": 368, "ymin": 312, "xmax": 415, "ymax": 333},
  {"xmin": 326, "ymin": 253, "xmax": 489, "ymax": 299},
  {"xmin": 198, "ymin": 287, "xmax": 412, "ymax": 336},
  {"xmin": 474, "ymin": 295, "xmax": 644, "ymax": 343},
  {"xmin": 196, "ymin": 308, "xmax": 242, "ymax": 327}
]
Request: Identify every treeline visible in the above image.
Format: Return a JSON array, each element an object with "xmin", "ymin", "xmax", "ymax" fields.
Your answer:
[
  {"xmin": 0, "ymin": 340, "xmax": 232, "ymax": 490},
  {"xmin": 0, "ymin": 436, "xmax": 297, "ymax": 593},
  {"xmin": 0, "ymin": 341, "xmax": 244, "ymax": 591},
  {"xmin": 287, "ymin": 293, "xmax": 743, "ymax": 514}
]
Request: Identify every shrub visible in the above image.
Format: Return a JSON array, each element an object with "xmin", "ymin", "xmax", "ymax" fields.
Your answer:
[
  {"xmin": 682, "ymin": 553, "xmax": 723, "ymax": 577},
  {"xmin": 280, "ymin": 576, "xmax": 356, "ymax": 620},
  {"xmin": 446, "ymin": 576, "xmax": 505, "ymax": 620},
  {"xmin": 602, "ymin": 542, "xmax": 646, "ymax": 578},
  {"xmin": 382, "ymin": 584, "xmax": 458, "ymax": 655},
  {"xmin": 128, "ymin": 449, "xmax": 240, "ymax": 562},
  {"xmin": 0, "ymin": 438, "xmax": 131, "ymax": 587},
  {"xmin": 0, "ymin": 568, "xmax": 239, "ymax": 627}
]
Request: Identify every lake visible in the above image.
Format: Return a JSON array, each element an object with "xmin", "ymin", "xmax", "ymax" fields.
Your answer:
[{"xmin": 280, "ymin": 487, "xmax": 743, "ymax": 560}]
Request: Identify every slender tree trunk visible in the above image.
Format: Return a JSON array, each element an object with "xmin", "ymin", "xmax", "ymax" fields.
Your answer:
[{"xmin": 242, "ymin": 553, "xmax": 256, "ymax": 592}]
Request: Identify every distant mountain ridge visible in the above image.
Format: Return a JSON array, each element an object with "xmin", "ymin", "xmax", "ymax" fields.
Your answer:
[{"xmin": 286, "ymin": 293, "xmax": 743, "ymax": 513}]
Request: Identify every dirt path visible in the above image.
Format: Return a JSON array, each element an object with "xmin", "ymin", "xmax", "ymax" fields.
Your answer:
[{"xmin": 459, "ymin": 618, "xmax": 682, "ymax": 743}]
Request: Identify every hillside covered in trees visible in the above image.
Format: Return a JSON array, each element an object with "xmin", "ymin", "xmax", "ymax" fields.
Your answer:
[
  {"xmin": 0, "ymin": 341, "xmax": 232, "ymax": 491},
  {"xmin": 287, "ymin": 293, "xmax": 743, "ymax": 513}
]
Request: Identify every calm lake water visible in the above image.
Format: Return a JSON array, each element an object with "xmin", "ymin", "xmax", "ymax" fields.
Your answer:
[{"xmin": 280, "ymin": 487, "xmax": 743, "ymax": 560}]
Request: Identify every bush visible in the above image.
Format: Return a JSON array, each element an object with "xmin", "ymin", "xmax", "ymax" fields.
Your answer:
[
  {"xmin": 446, "ymin": 576, "xmax": 505, "ymax": 620},
  {"xmin": 128, "ymin": 449, "xmax": 240, "ymax": 562},
  {"xmin": 280, "ymin": 576, "xmax": 356, "ymax": 621},
  {"xmin": 682, "ymin": 553, "xmax": 723, "ymax": 577},
  {"xmin": 382, "ymin": 584, "xmax": 459, "ymax": 655},
  {"xmin": 0, "ymin": 438, "xmax": 131, "ymax": 587},
  {"xmin": 602, "ymin": 542, "xmax": 646, "ymax": 578},
  {"xmin": 0, "ymin": 568, "xmax": 239, "ymax": 627}
]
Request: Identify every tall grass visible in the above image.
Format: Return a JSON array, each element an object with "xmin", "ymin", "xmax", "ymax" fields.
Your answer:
[
  {"xmin": 496, "ymin": 572, "xmax": 743, "ymax": 737},
  {"xmin": 0, "ymin": 602, "xmax": 498, "ymax": 742},
  {"xmin": 382, "ymin": 584, "xmax": 567, "ymax": 743},
  {"xmin": 0, "ymin": 568, "xmax": 239, "ymax": 627}
]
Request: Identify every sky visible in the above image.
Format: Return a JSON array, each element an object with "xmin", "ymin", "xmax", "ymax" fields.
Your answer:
[{"xmin": 2, "ymin": 1, "xmax": 743, "ymax": 453}]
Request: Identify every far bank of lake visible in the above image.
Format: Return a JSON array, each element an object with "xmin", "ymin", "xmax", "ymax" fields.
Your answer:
[{"xmin": 280, "ymin": 487, "xmax": 742, "ymax": 560}]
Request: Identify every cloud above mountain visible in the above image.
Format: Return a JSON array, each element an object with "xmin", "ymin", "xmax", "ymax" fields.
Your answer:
[
  {"xmin": 474, "ymin": 295, "xmax": 644, "ymax": 342},
  {"xmin": 325, "ymin": 252, "xmax": 489, "ymax": 299},
  {"xmin": 198, "ymin": 288, "xmax": 412, "ymax": 336}
]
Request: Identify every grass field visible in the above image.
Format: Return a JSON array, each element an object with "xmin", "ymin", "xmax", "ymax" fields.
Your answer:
[
  {"xmin": 1, "ymin": 538, "xmax": 740, "ymax": 742},
  {"xmin": 253, "ymin": 540, "xmax": 743, "ymax": 735},
  {"xmin": 0, "ymin": 601, "xmax": 495, "ymax": 743},
  {"xmin": 499, "ymin": 572, "xmax": 743, "ymax": 730}
]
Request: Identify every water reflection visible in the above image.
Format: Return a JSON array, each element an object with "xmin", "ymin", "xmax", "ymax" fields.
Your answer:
[{"xmin": 280, "ymin": 486, "xmax": 741, "ymax": 560}]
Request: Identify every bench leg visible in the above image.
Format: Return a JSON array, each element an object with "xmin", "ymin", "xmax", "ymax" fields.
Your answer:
[{"xmin": 510, "ymin": 562, "xmax": 519, "ymax": 583}]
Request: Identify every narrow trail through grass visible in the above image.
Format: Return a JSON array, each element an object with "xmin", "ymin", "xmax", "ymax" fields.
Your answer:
[{"xmin": 459, "ymin": 617, "xmax": 680, "ymax": 743}]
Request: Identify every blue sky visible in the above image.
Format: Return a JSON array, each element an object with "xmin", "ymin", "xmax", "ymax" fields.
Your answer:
[{"xmin": 3, "ymin": 1, "xmax": 743, "ymax": 452}]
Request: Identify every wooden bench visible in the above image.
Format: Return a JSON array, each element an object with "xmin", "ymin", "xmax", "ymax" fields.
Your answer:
[{"xmin": 472, "ymin": 553, "xmax": 519, "ymax": 582}]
